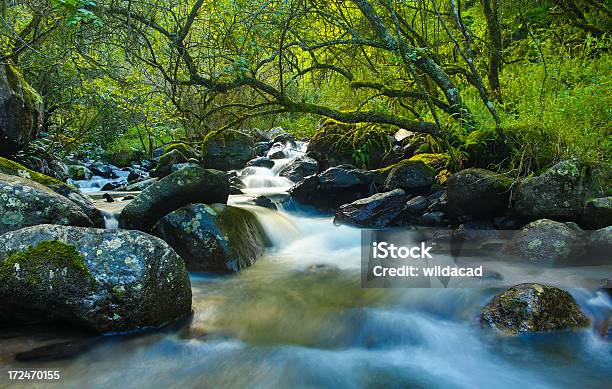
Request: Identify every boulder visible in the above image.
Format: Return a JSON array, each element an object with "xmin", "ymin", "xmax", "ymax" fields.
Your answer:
[
  {"xmin": 290, "ymin": 167, "xmax": 374, "ymax": 210},
  {"xmin": 447, "ymin": 168, "xmax": 513, "ymax": 218},
  {"xmin": 163, "ymin": 143, "xmax": 200, "ymax": 160},
  {"xmin": 278, "ymin": 156, "xmax": 319, "ymax": 182},
  {"xmin": 0, "ymin": 65, "xmax": 42, "ymax": 155},
  {"xmin": 582, "ymin": 197, "xmax": 612, "ymax": 229},
  {"xmin": 254, "ymin": 141, "xmax": 272, "ymax": 157},
  {"xmin": 0, "ymin": 225, "xmax": 191, "ymax": 333},
  {"xmin": 68, "ymin": 165, "xmax": 92, "ymax": 181},
  {"xmin": 88, "ymin": 161, "xmax": 117, "ymax": 179},
  {"xmin": 419, "ymin": 211, "xmax": 447, "ymax": 227},
  {"xmin": 152, "ymin": 204, "xmax": 269, "ymax": 272},
  {"xmin": 254, "ymin": 196, "xmax": 277, "ymax": 210},
  {"xmin": 119, "ymin": 178, "xmax": 157, "ymax": 192},
  {"xmin": 513, "ymin": 159, "xmax": 585, "ymax": 221},
  {"xmin": 0, "ymin": 173, "xmax": 93, "ymax": 235},
  {"xmin": 334, "ymin": 189, "xmax": 406, "ymax": 228},
  {"xmin": 0, "ymin": 157, "xmax": 103, "ymax": 226},
  {"xmin": 480, "ymin": 283, "xmax": 589, "ymax": 335},
  {"xmin": 150, "ymin": 149, "xmax": 189, "ymax": 178},
  {"xmin": 268, "ymin": 149, "xmax": 286, "ymax": 159},
  {"xmin": 201, "ymin": 130, "xmax": 254, "ymax": 170},
  {"xmin": 247, "ymin": 157, "xmax": 275, "ymax": 169},
  {"xmin": 120, "ymin": 166, "xmax": 229, "ymax": 232},
  {"xmin": 383, "ymin": 160, "xmax": 435, "ymax": 192},
  {"xmin": 503, "ymin": 219, "xmax": 584, "ymax": 263},
  {"xmin": 588, "ymin": 226, "xmax": 612, "ymax": 256},
  {"xmin": 404, "ymin": 195, "xmax": 428, "ymax": 214}
]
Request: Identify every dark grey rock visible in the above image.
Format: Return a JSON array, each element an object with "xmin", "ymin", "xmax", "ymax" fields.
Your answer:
[
  {"xmin": 334, "ymin": 189, "xmax": 406, "ymax": 228},
  {"xmin": 201, "ymin": 130, "xmax": 254, "ymax": 170},
  {"xmin": 384, "ymin": 160, "xmax": 435, "ymax": 192},
  {"xmin": 582, "ymin": 197, "xmax": 612, "ymax": 229},
  {"xmin": 278, "ymin": 156, "xmax": 319, "ymax": 182},
  {"xmin": 447, "ymin": 168, "xmax": 512, "ymax": 218}
]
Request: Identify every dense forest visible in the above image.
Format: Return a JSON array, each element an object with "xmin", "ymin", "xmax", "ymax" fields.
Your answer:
[
  {"xmin": 0, "ymin": 1, "xmax": 611, "ymax": 387},
  {"xmin": 1, "ymin": 0, "xmax": 610, "ymax": 173}
]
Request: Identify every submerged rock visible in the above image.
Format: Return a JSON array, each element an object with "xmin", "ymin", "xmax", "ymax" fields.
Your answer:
[
  {"xmin": 447, "ymin": 168, "xmax": 513, "ymax": 218},
  {"xmin": 201, "ymin": 130, "xmax": 254, "ymax": 170},
  {"xmin": 334, "ymin": 189, "xmax": 406, "ymax": 228},
  {"xmin": 152, "ymin": 204, "xmax": 269, "ymax": 272},
  {"xmin": 513, "ymin": 159, "xmax": 585, "ymax": 221},
  {"xmin": 290, "ymin": 166, "xmax": 373, "ymax": 210},
  {"xmin": 480, "ymin": 283, "xmax": 589, "ymax": 335},
  {"xmin": 120, "ymin": 166, "xmax": 229, "ymax": 232},
  {"xmin": 278, "ymin": 156, "xmax": 319, "ymax": 182},
  {"xmin": 254, "ymin": 195, "xmax": 277, "ymax": 210},
  {"xmin": 503, "ymin": 219, "xmax": 584, "ymax": 264},
  {"xmin": 0, "ymin": 224, "xmax": 192, "ymax": 333},
  {"xmin": 0, "ymin": 173, "xmax": 93, "ymax": 235}
]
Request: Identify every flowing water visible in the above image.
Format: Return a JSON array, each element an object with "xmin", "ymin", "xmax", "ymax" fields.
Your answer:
[{"xmin": 1, "ymin": 145, "xmax": 611, "ymax": 388}]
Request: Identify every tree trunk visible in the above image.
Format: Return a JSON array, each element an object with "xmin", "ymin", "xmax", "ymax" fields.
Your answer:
[{"xmin": 481, "ymin": 0, "xmax": 502, "ymax": 100}]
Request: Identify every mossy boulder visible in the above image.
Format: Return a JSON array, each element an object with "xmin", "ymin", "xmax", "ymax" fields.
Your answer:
[
  {"xmin": 290, "ymin": 167, "xmax": 374, "ymax": 210},
  {"xmin": 513, "ymin": 159, "xmax": 586, "ymax": 221},
  {"xmin": 0, "ymin": 173, "xmax": 93, "ymax": 235},
  {"xmin": 307, "ymin": 119, "xmax": 394, "ymax": 169},
  {"xmin": 581, "ymin": 197, "xmax": 612, "ymax": 229},
  {"xmin": 150, "ymin": 149, "xmax": 189, "ymax": 178},
  {"xmin": 503, "ymin": 219, "xmax": 584, "ymax": 264},
  {"xmin": 480, "ymin": 283, "xmax": 589, "ymax": 335},
  {"xmin": 0, "ymin": 224, "xmax": 192, "ymax": 333},
  {"xmin": 383, "ymin": 159, "xmax": 436, "ymax": 193},
  {"xmin": 334, "ymin": 189, "xmax": 407, "ymax": 228},
  {"xmin": 246, "ymin": 156, "xmax": 275, "ymax": 169},
  {"xmin": 409, "ymin": 153, "xmax": 452, "ymax": 185},
  {"xmin": 120, "ymin": 166, "xmax": 229, "ymax": 232},
  {"xmin": 164, "ymin": 142, "xmax": 200, "ymax": 160},
  {"xmin": 201, "ymin": 130, "xmax": 254, "ymax": 170},
  {"xmin": 0, "ymin": 157, "xmax": 104, "ymax": 227},
  {"xmin": 0, "ymin": 64, "xmax": 42, "ymax": 155},
  {"xmin": 447, "ymin": 168, "xmax": 513, "ymax": 218},
  {"xmin": 152, "ymin": 204, "xmax": 269, "ymax": 272},
  {"xmin": 67, "ymin": 164, "xmax": 92, "ymax": 181}
]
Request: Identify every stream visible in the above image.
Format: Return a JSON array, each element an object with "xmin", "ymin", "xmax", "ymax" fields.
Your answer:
[{"xmin": 1, "ymin": 143, "xmax": 611, "ymax": 388}]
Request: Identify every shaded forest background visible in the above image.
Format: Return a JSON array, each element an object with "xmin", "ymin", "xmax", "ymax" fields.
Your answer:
[{"xmin": 1, "ymin": 0, "xmax": 610, "ymax": 175}]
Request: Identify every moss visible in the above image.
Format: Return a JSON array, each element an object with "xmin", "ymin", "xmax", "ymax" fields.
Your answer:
[
  {"xmin": 164, "ymin": 142, "xmax": 199, "ymax": 160},
  {"xmin": 0, "ymin": 157, "xmax": 76, "ymax": 193},
  {"xmin": 308, "ymin": 119, "xmax": 395, "ymax": 169},
  {"xmin": 0, "ymin": 240, "xmax": 92, "ymax": 286},
  {"xmin": 4, "ymin": 64, "xmax": 43, "ymax": 108}
]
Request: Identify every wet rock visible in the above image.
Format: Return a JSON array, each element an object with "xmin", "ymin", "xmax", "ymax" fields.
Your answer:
[
  {"xmin": 272, "ymin": 133, "xmax": 296, "ymax": 145},
  {"xmin": 120, "ymin": 167, "xmax": 229, "ymax": 232},
  {"xmin": 582, "ymin": 197, "xmax": 612, "ymax": 229},
  {"xmin": 278, "ymin": 156, "xmax": 318, "ymax": 183},
  {"xmin": 119, "ymin": 178, "xmax": 157, "ymax": 192},
  {"xmin": 150, "ymin": 149, "xmax": 188, "ymax": 178},
  {"xmin": 127, "ymin": 168, "xmax": 147, "ymax": 182},
  {"xmin": 0, "ymin": 64, "xmax": 42, "ymax": 156},
  {"xmin": 334, "ymin": 189, "xmax": 406, "ymax": 228},
  {"xmin": 419, "ymin": 211, "xmax": 447, "ymax": 227},
  {"xmin": 163, "ymin": 143, "xmax": 200, "ymax": 160},
  {"xmin": 0, "ymin": 173, "xmax": 93, "ymax": 235},
  {"xmin": 201, "ymin": 130, "xmax": 254, "ymax": 170},
  {"xmin": 68, "ymin": 165, "xmax": 92, "ymax": 181},
  {"xmin": 268, "ymin": 149, "xmax": 286, "ymax": 159},
  {"xmin": 254, "ymin": 141, "xmax": 272, "ymax": 157},
  {"xmin": 229, "ymin": 176, "xmax": 246, "ymax": 195},
  {"xmin": 290, "ymin": 167, "xmax": 374, "ymax": 210},
  {"xmin": 480, "ymin": 283, "xmax": 589, "ymax": 335},
  {"xmin": 503, "ymin": 219, "xmax": 584, "ymax": 264},
  {"xmin": 588, "ymin": 226, "xmax": 612, "ymax": 255},
  {"xmin": 0, "ymin": 224, "xmax": 192, "ymax": 333},
  {"xmin": 100, "ymin": 181, "xmax": 122, "ymax": 191},
  {"xmin": 88, "ymin": 162, "xmax": 117, "ymax": 179},
  {"xmin": 247, "ymin": 157, "xmax": 275, "ymax": 169},
  {"xmin": 152, "ymin": 204, "xmax": 269, "ymax": 272},
  {"xmin": 447, "ymin": 168, "xmax": 513, "ymax": 218},
  {"xmin": 103, "ymin": 193, "xmax": 114, "ymax": 203},
  {"xmin": 383, "ymin": 160, "xmax": 435, "ymax": 192},
  {"xmin": 513, "ymin": 159, "xmax": 585, "ymax": 221},
  {"xmin": 403, "ymin": 195, "xmax": 428, "ymax": 215},
  {"xmin": 254, "ymin": 196, "xmax": 277, "ymax": 210}
]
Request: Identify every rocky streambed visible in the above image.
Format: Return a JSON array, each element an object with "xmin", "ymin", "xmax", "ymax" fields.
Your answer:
[{"xmin": 0, "ymin": 128, "xmax": 611, "ymax": 388}]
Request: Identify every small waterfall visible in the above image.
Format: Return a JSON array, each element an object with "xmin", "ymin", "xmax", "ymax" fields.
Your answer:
[
  {"xmin": 102, "ymin": 210, "xmax": 119, "ymax": 230},
  {"xmin": 239, "ymin": 141, "xmax": 307, "ymax": 196}
]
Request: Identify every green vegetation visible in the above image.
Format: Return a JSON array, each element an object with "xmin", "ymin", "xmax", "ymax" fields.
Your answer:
[
  {"xmin": 0, "ymin": 240, "xmax": 92, "ymax": 286},
  {"xmin": 0, "ymin": 0, "xmax": 608, "ymax": 176}
]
